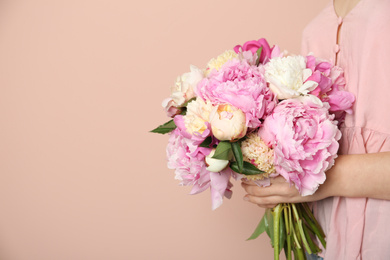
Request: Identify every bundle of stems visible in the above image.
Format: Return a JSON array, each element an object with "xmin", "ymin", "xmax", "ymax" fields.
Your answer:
[{"xmin": 248, "ymin": 202, "xmax": 326, "ymax": 260}]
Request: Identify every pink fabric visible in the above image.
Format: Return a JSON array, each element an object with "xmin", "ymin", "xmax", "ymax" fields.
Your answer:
[{"xmin": 301, "ymin": 0, "xmax": 390, "ymax": 259}]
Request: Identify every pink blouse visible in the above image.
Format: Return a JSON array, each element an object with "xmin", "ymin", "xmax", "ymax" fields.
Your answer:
[{"xmin": 301, "ymin": 0, "xmax": 390, "ymax": 259}]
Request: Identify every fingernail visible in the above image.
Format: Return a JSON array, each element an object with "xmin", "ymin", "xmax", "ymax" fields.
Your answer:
[{"xmin": 243, "ymin": 196, "xmax": 249, "ymax": 201}]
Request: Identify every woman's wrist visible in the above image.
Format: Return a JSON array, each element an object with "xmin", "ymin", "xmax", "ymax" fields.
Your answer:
[{"xmin": 317, "ymin": 152, "xmax": 390, "ymax": 200}]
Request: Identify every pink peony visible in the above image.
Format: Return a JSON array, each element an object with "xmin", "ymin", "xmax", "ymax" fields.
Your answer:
[
  {"xmin": 259, "ymin": 96, "xmax": 341, "ymax": 196},
  {"xmin": 306, "ymin": 55, "xmax": 355, "ymax": 123},
  {"xmin": 233, "ymin": 38, "xmax": 281, "ymax": 64},
  {"xmin": 166, "ymin": 129, "xmax": 234, "ymax": 210},
  {"xmin": 195, "ymin": 59, "xmax": 276, "ymax": 129}
]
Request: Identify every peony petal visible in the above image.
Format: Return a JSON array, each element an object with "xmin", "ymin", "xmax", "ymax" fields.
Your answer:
[
  {"xmin": 298, "ymin": 80, "xmax": 318, "ymax": 94},
  {"xmin": 190, "ymin": 182, "xmax": 210, "ymax": 195},
  {"xmin": 302, "ymin": 68, "xmax": 313, "ymax": 82},
  {"xmin": 209, "ymin": 169, "xmax": 232, "ymax": 210}
]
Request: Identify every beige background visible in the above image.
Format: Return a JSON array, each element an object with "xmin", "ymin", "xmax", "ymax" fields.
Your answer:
[{"xmin": 0, "ymin": 0, "xmax": 329, "ymax": 259}]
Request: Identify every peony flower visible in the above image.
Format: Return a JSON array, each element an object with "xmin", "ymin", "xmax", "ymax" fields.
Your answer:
[
  {"xmin": 234, "ymin": 38, "xmax": 281, "ymax": 64},
  {"xmin": 162, "ymin": 98, "xmax": 182, "ymax": 117},
  {"xmin": 240, "ymin": 132, "xmax": 276, "ymax": 181},
  {"xmin": 206, "ymin": 50, "xmax": 238, "ymax": 74},
  {"xmin": 305, "ymin": 55, "xmax": 355, "ymax": 123},
  {"xmin": 184, "ymin": 98, "xmax": 212, "ymax": 135},
  {"xmin": 167, "ymin": 129, "xmax": 210, "ymax": 185},
  {"xmin": 205, "ymin": 148, "xmax": 231, "ymax": 172},
  {"xmin": 166, "ymin": 129, "xmax": 234, "ymax": 210},
  {"xmin": 264, "ymin": 56, "xmax": 318, "ymax": 99},
  {"xmin": 209, "ymin": 104, "xmax": 247, "ymax": 141},
  {"xmin": 196, "ymin": 58, "xmax": 276, "ymax": 128},
  {"xmin": 174, "ymin": 98, "xmax": 213, "ymax": 144},
  {"xmin": 162, "ymin": 65, "xmax": 204, "ymax": 117},
  {"xmin": 259, "ymin": 97, "xmax": 341, "ymax": 196}
]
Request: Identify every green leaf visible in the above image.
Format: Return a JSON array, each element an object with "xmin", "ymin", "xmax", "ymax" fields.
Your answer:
[
  {"xmin": 150, "ymin": 119, "xmax": 176, "ymax": 134},
  {"xmin": 247, "ymin": 214, "xmax": 267, "ymax": 240},
  {"xmin": 211, "ymin": 141, "xmax": 232, "ymax": 160},
  {"xmin": 181, "ymin": 97, "xmax": 196, "ymax": 107},
  {"xmin": 230, "ymin": 161, "xmax": 265, "ymax": 175},
  {"xmin": 302, "ymin": 223, "xmax": 321, "ymax": 254},
  {"xmin": 199, "ymin": 136, "xmax": 213, "ymax": 148},
  {"xmin": 265, "ymin": 208, "xmax": 274, "ymax": 242},
  {"xmin": 231, "ymin": 142, "xmax": 243, "ymax": 173},
  {"xmin": 255, "ymin": 46, "xmax": 263, "ymax": 66}
]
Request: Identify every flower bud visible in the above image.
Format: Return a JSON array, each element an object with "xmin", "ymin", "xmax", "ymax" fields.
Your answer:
[
  {"xmin": 209, "ymin": 104, "xmax": 247, "ymax": 141},
  {"xmin": 205, "ymin": 148, "xmax": 230, "ymax": 172}
]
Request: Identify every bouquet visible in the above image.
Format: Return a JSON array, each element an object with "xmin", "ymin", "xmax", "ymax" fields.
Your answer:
[{"xmin": 151, "ymin": 38, "xmax": 355, "ymax": 260}]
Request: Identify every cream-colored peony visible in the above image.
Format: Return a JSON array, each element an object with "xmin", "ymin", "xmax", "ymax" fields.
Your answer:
[
  {"xmin": 209, "ymin": 104, "xmax": 247, "ymax": 141},
  {"xmin": 264, "ymin": 56, "xmax": 318, "ymax": 99},
  {"xmin": 241, "ymin": 132, "xmax": 275, "ymax": 181},
  {"xmin": 206, "ymin": 50, "xmax": 238, "ymax": 75},
  {"xmin": 163, "ymin": 66, "xmax": 204, "ymax": 117},
  {"xmin": 184, "ymin": 98, "xmax": 213, "ymax": 135}
]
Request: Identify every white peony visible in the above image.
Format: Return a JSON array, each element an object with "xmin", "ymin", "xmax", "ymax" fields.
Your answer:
[
  {"xmin": 264, "ymin": 56, "xmax": 318, "ymax": 99},
  {"xmin": 171, "ymin": 65, "xmax": 204, "ymax": 106}
]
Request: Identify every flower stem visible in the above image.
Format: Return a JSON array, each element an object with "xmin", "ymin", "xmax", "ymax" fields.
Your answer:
[
  {"xmin": 272, "ymin": 204, "xmax": 283, "ymax": 260},
  {"xmin": 283, "ymin": 204, "xmax": 292, "ymax": 260},
  {"xmin": 293, "ymin": 216, "xmax": 306, "ymax": 260}
]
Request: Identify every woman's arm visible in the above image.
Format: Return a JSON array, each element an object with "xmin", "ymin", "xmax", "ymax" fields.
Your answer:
[{"xmin": 241, "ymin": 152, "xmax": 390, "ymax": 208}]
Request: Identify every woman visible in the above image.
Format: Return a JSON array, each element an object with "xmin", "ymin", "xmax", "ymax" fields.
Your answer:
[{"xmin": 242, "ymin": 0, "xmax": 390, "ymax": 259}]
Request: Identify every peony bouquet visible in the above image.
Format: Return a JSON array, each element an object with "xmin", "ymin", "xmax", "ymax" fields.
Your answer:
[{"xmin": 151, "ymin": 38, "xmax": 354, "ymax": 260}]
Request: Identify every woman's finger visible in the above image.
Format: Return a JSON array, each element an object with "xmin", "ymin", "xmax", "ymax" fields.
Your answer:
[
  {"xmin": 241, "ymin": 181, "xmax": 293, "ymax": 197},
  {"xmin": 240, "ymin": 180, "xmax": 259, "ymax": 185},
  {"xmin": 256, "ymin": 203, "xmax": 278, "ymax": 209},
  {"xmin": 243, "ymin": 194, "xmax": 279, "ymax": 208}
]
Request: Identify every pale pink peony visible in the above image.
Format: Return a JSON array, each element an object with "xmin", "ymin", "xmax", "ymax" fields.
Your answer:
[
  {"xmin": 306, "ymin": 55, "xmax": 355, "ymax": 123},
  {"xmin": 196, "ymin": 59, "xmax": 276, "ymax": 129},
  {"xmin": 162, "ymin": 98, "xmax": 182, "ymax": 117},
  {"xmin": 259, "ymin": 97, "xmax": 341, "ymax": 196},
  {"xmin": 166, "ymin": 129, "xmax": 234, "ymax": 210}
]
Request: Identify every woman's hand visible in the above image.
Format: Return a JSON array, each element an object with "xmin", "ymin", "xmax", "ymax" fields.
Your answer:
[{"xmin": 241, "ymin": 176, "xmax": 327, "ymax": 208}]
